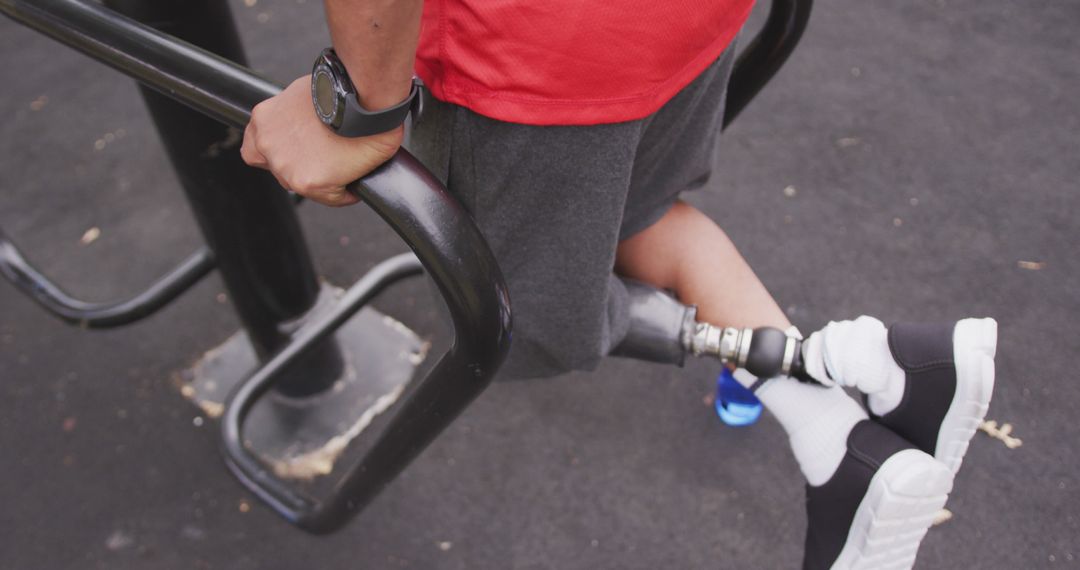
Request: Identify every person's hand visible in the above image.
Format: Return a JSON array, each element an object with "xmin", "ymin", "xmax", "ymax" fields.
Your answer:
[{"xmin": 240, "ymin": 75, "xmax": 404, "ymax": 207}]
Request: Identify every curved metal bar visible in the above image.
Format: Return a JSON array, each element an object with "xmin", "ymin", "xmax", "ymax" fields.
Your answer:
[
  {"xmin": 723, "ymin": 0, "xmax": 814, "ymax": 129},
  {"xmin": 223, "ymin": 152, "xmax": 512, "ymax": 534},
  {"xmin": 3, "ymin": 0, "xmax": 512, "ymax": 534},
  {"xmin": 221, "ymin": 253, "xmax": 425, "ymax": 525},
  {"xmin": 0, "ymin": 229, "xmax": 215, "ymax": 328}
]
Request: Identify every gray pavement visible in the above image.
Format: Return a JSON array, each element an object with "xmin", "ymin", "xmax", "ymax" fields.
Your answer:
[{"xmin": 1, "ymin": 0, "xmax": 1078, "ymax": 568}]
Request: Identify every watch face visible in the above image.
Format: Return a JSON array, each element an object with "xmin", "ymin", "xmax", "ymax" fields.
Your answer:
[
  {"xmin": 313, "ymin": 69, "xmax": 336, "ymax": 118},
  {"xmin": 311, "ymin": 49, "xmax": 349, "ymax": 130}
]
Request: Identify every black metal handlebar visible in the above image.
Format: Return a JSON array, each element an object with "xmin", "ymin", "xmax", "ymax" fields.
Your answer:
[
  {"xmin": 223, "ymin": 146, "xmax": 515, "ymax": 531},
  {"xmin": 723, "ymin": 0, "xmax": 814, "ymax": 129}
]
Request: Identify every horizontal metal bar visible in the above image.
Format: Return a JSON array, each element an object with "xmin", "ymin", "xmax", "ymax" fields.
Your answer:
[{"xmin": 0, "ymin": 228, "xmax": 215, "ymax": 328}]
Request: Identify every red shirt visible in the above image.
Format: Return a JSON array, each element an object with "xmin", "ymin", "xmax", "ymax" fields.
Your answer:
[{"xmin": 414, "ymin": 0, "xmax": 755, "ymax": 126}]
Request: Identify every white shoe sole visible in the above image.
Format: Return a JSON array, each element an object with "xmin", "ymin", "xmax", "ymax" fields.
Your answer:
[
  {"xmin": 831, "ymin": 449, "xmax": 954, "ymax": 570},
  {"xmin": 936, "ymin": 318, "xmax": 998, "ymax": 474}
]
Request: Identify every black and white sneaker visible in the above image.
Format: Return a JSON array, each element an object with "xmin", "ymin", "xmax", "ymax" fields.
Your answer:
[
  {"xmin": 874, "ymin": 319, "xmax": 997, "ymax": 474},
  {"xmin": 804, "ymin": 420, "xmax": 954, "ymax": 570}
]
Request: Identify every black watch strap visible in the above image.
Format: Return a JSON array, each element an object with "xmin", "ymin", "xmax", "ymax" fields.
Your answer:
[{"xmin": 337, "ymin": 79, "xmax": 422, "ymax": 138}]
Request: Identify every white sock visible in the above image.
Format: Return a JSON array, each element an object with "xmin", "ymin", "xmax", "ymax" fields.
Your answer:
[
  {"xmin": 803, "ymin": 316, "xmax": 906, "ymax": 416},
  {"xmin": 755, "ymin": 377, "xmax": 868, "ymax": 486},
  {"xmin": 734, "ymin": 326, "xmax": 868, "ymax": 486}
]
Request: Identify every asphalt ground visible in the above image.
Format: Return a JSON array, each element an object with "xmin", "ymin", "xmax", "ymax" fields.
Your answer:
[{"xmin": 1, "ymin": 0, "xmax": 1078, "ymax": 568}]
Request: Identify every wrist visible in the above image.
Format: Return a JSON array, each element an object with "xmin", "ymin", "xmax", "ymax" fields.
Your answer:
[
  {"xmin": 311, "ymin": 49, "xmax": 419, "ymax": 138},
  {"xmin": 375, "ymin": 124, "xmax": 406, "ymax": 148},
  {"xmin": 355, "ymin": 79, "xmax": 415, "ymax": 112}
]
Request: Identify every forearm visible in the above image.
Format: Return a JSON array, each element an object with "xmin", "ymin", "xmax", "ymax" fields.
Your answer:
[{"xmin": 324, "ymin": 0, "xmax": 423, "ymax": 111}]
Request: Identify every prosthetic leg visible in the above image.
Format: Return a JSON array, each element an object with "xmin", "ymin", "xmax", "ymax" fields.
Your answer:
[{"xmin": 612, "ymin": 279, "xmax": 820, "ymax": 386}]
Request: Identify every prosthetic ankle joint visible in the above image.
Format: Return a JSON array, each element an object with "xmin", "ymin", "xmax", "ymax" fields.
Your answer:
[
  {"xmin": 612, "ymin": 280, "xmax": 819, "ymax": 385},
  {"xmin": 688, "ymin": 323, "xmax": 811, "ymax": 383}
]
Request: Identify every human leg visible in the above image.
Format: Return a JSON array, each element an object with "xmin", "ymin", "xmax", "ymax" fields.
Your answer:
[
  {"xmin": 615, "ymin": 201, "xmax": 954, "ymax": 570},
  {"xmin": 407, "ymin": 42, "xmax": 743, "ymax": 380},
  {"xmin": 616, "ymin": 201, "xmax": 865, "ymax": 484},
  {"xmin": 617, "ymin": 201, "xmax": 997, "ymax": 476},
  {"xmin": 616, "ymin": 200, "xmax": 788, "ymax": 330},
  {"xmin": 616, "ymin": 200, "xmax": 872, "ymax": 484}
]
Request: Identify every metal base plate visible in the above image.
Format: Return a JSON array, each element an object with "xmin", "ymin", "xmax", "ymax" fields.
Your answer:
[{"xmin": 179, "ymin": 291, "xmax": 429, "ymax": 480}]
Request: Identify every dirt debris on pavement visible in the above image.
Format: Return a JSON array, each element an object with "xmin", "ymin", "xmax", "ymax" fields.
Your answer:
[
  {"xmin": 79, "ymin": 227, "xmax": 100, "ymax": 245},
  {"xmin": 979, "ymin": 420, "xmax": 1022, "ymax": 449}
]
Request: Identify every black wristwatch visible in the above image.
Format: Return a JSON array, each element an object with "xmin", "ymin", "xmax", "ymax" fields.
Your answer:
[{"xmin": 311, "ymin": 48, "xmax": 422, "ymax": 137}]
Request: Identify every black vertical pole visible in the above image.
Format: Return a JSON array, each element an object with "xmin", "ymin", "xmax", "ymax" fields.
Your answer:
[{"xmin": 103, "ymin": 0, "xmax": 339, "ymax": 396}]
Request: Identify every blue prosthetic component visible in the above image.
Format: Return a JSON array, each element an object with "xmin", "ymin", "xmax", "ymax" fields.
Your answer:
[{"xmin": 715, "ymin": 368, "xmax": 763, "ymax": 426}]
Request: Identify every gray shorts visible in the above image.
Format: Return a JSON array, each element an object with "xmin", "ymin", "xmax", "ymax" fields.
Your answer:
[{"xmin": 408, "ymin": 42, "xmax": 736, "ymax": 379}]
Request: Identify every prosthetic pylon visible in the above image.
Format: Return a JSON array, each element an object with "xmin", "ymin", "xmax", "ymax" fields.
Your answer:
[{"xmin": 612, "ymin": 279, "xmax": 820, "ymax": 385}]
